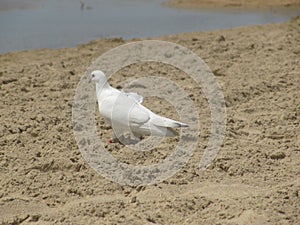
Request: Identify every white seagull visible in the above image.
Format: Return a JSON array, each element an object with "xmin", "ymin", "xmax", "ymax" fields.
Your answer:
[{"xmin": 91, "ymin": 70, "xmax": 188, "ymax": 143}]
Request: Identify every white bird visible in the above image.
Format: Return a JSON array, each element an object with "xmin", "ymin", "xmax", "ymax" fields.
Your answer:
[{"xmin": 91, "ymin": 70, "xmax": 188, "ymax": 143}]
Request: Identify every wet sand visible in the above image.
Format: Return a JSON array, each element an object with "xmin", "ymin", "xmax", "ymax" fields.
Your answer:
[
  {"xmin": 0, "ymin": 1, "xmax": 35, "ymax": 11},
  {"xmin": 0, "ymin": 11, "xmax": 299, "ymax": 225}
]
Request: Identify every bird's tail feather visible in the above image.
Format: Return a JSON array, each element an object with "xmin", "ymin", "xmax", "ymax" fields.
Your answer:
[
  {"xmin": 133, "ymin": 124, "xmax": 179, "ymax": 137},
  {"xmin": 152, "ymin": 116, "xmax": 188, "ymax": 128}
]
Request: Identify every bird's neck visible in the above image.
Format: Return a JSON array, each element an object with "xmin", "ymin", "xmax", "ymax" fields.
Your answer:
[{"xmin": 95, "ymin": 82, "xmax": 110, "ymax": 97}]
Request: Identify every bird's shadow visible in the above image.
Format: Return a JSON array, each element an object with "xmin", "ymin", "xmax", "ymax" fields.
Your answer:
[{"xmin": 116, "ymin": 134, "xmax": 141, "ymax": 146}]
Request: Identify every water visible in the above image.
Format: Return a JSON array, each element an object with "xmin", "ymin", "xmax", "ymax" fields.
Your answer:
[{"xmin": 0, "ymin": 0, "xmax": 299, "ymax": 53}]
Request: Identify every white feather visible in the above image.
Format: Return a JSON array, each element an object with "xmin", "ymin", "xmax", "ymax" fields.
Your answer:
[{"xmin": 91, "ymin": 70, "xmax": 188, "ymax": 138}]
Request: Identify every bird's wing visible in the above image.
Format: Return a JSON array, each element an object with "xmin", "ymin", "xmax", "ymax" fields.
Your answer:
[
  {"xmin": 123, "ymin": 91, "xmax": 144, "ymax": 104},
  {"xmin": 128, "ymin": 105, "xmax": 150, "ymax": 126},
  {"xmin": 149, "ymin": 112, "xmax": 188, "ymax": 128},
  {"xmin": 98, "ymin": 88, "xmax": 187, "ymax": 131},
  {"xmin": 99, "ymin": 92, "xmax": 149, "ymax": 127}
]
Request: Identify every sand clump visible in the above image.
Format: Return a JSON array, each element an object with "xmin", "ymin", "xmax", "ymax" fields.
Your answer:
[{"xmin": 0, "ymin": 17, "xmax": 300, "ymax": 224}]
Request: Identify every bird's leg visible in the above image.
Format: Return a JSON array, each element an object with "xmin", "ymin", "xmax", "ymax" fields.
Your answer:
[
  {"xmin": 108, "ymin": 139, "xmax": 117, "ymax": 143},
  {"xmin": 108, "ymin": 131, "xmax": 117, "ymax": 143},
  {"xmin": 132, "ymin": 132, "xmax": 144, "ymax": 143},
  {"xmin": 109, "ymin": 130, "xmax": 121, "ymax": 144}
]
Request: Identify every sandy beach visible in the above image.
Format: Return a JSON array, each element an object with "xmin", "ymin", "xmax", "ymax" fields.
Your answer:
[
  {"xmin": 165, "ymin": 0, "xmax": 300, "ymax": 9},
  {"xmin": 0, "ymin": 4, "xmax": 299, "ymax": 224}
]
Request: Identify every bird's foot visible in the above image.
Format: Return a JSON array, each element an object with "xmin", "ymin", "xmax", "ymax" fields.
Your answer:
[{"xmin": 108, "ymin": 138, "xmax": 123, "ymax": 144}]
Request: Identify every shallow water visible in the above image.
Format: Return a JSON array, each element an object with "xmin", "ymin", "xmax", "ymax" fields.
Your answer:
[{"xmin": 0, "ymin": 0, "xmax": 299, "ymax": 53}]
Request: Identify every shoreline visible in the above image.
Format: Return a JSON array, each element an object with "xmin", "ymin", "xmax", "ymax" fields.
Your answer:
[
  {"xmin": 1, "ymin": 0, "xmax": 299, "ymax": 54},
  {"xmin": 0, "ymin": 16, "xmax": 298, "ymax": 56},
  {"xmin": 163, "ymin": 0, "xmax": 300, "ymax": 10}
]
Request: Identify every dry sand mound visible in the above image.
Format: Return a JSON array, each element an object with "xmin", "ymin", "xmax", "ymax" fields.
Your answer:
[{"xmin": 0, "ymin": 18, "xmax": 299, "ymax": 224}]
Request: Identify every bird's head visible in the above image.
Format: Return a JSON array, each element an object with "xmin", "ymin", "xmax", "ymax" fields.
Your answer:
[{"xmin": 91, "ymin": 70, "xmax": 107, "ymax": 85}]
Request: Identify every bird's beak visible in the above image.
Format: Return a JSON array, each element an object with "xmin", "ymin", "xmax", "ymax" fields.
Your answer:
[{"xmin": 89, "ymin": 74, "xmax": 95, "ymax": 84}]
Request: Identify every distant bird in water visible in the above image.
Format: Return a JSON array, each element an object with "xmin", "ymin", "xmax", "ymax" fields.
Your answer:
[
  {"xmin": 80, "ymin": 1, "xmax": 92, "ymax": 11},
  {"xmin": 80, "ymin": 1, "xmax": 84, "ymax": 11}
]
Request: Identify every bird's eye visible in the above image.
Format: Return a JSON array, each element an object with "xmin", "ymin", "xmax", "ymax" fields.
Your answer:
[{"xmin": 92, "ymin": 74, "xmax": 95, "ymax": 78}]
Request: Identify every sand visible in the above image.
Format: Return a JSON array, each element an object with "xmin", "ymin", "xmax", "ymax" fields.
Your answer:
[
  {"xmin": 0, "ymin": 2, "xmax": 36, "ymax": 12},
  {"xmin": 0, "ymin": 14, "xmax": 300, "ymax": 225},
  {"xmin": 164, "ymin": 0, "xmax": 300, "ymax": 9}
]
